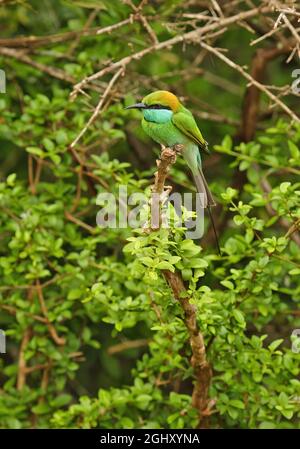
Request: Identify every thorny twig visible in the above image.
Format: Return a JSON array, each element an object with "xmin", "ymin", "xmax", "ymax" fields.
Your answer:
[
  {"xmin": 70, "ymin": 68, "xmax": 123, "ymax": 147},
  {"xmin": 69, "ymin": 2, "xmax": 300, "ymax": 153},
  {"xmin": 199, "ymin": 41, "xmax": 300, "ymax": 123},
  {"xmin": 0, "ymin": 19, "xmax": 133, "ymax": 48},
  {"xmin": 0, "ymin": 47, "xmax": 76, "ymax": 84},
  {"xmin": 71, "ymin": 6, "xmax": 271, "ymax": 99}
]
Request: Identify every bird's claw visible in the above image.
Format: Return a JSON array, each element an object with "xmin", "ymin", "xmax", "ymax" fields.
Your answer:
[{"xmin": 173, "ymin": 144, "xmax": 184, "ymax": 155}]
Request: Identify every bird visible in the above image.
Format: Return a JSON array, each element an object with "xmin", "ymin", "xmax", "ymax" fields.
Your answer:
[
  {"xmin": 126, "ymin": 90, "xmax": 215, "ymax": 208},
  {"xmin": 126, "ymin": 90, "xmax": 220, "ymax": 252}
]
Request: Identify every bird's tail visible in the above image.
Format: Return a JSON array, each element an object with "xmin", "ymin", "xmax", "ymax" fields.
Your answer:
[
  {"xmin": 193, "ymin": 167, "xmax": 216, "ymax": 208},
  {"xmin": 193, "ymin": 168, "xmax": 221, "ymax": 255}
]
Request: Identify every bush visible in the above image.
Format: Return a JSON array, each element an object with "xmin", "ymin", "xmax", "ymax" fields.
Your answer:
[{"xmin": 0, "ymin": 0, "xmax": 299, "ymax": 429}]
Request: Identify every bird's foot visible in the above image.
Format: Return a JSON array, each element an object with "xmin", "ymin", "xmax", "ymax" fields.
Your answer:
[{"xmin": 173, "ymin": 144, "xmax": 184, "ymax": 155}]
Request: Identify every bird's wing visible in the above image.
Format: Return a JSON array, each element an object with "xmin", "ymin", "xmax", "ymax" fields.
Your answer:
[{"xmin": 172, "ymin": 110, "xmax": 209, "ymax": 153}]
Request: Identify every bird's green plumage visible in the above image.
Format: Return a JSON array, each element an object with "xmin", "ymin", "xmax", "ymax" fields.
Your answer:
[
  {"xmin": 172, "ymin": 107, "xmax": 208, "ymax": 152},
  {"xmin": 130, "ymin": 90, "xmax": 215, "ymax": 207},
  {"xmin": 142, "ymin": 115, "xmax": 193, "ymax": 148}
]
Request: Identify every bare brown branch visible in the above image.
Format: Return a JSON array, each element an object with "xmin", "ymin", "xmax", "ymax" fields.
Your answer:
[
  {"xmin": 17, "ymin": 328, "xmax": 32, "ymax": 391},
  {"xmin": 71, "ymin": 5, "xmax": 271, "ymax": 98},
  {"xmin": 36, "ymin": 281, "xmax": 66, "ymax": 346},
  {"xmin": 107, "ymin": 339, "xmax": 150, "ymax": 355},
  {"xmin": 70, "ymin": 68, "xmax": 123, "ymax": 147},
  {"xmin": 0, "ymin": 47, "xmax": 76, "ymax": 84},
  {"xmin": 200, "ymin": 42, "xmax": 300, "ymax": 124}
]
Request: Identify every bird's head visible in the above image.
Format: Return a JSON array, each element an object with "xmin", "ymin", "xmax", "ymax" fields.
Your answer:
[{"xmin": 125, "ymin": 91, "xmax": 180, "ymax": 123}]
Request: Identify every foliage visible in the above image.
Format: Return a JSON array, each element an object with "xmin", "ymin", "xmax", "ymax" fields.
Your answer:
[{"xmin": 0, "ymin": 0, "xmax": 299, "ymax": 429}]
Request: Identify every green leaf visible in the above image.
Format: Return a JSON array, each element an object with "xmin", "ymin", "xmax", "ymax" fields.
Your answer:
[
  {"xmin": 188, "ymin": 258, "xmax": 208, "ymax": 269},
  {"xmin": 42, "ymin": 137, "xmax": 55, "ymax": 151},
  {"xmin": 230, "ymin": 399, "xmax": 245, "ymax": 409},
  {"xmin": 6, "ymin": 173, "xmax": 16, "ymax": 186},
  {"xmin": 227, "ymin": 407, "xmax": 239, "ymax": 420},
  {"xmin": 156, "ymin": 261, "xmax": 175, "ymax": 271},
  {"xmin": 280, "ymin": 409, "xmax": 294, "ymax": 420},
  {"xmin": 67, "ymin": 289, "xmax": 82, "ymax": 300},
  {"xmin": 31, "ymin": 403, "xmax": 51, "ymax": 415},
  {"xmin": 140, "ymin": 257, "xmax": 154, "ymax": 267},
  {"xmin": 55, "ymin": 130, "xmax": 69, "ymax": 145},
  {"xmin": 221, "ymin": 280, "xmax": 234, "ymax": 290},
  {"xmin": 51, "ymin": 394, "xmax": 72, "ymax": 408},
  {"xmin": 288, "ymin": 140, "xmax": 299, "ymax": 158},
  {"xmin": 182, "ymin": 269, "xmax": 193, "ymax": 281},
  {"xmin": 26, "ymin": 146, "xmax": 44, "ymax": 157},
  {"xmin": 268, "ymin": 339, "xmax": 283, "ymax": 352},
  {"xmin": 279, "ymin": 182, "xmax": 291, "ymax": 193},
  {"xmin": 259, "ymin": 421, "xmax": 276, "ymax": 429},
  {"xmin": 119, "ymin": 417, "xmax": 134, "ymax": 428},
  {"xmin": 232, "ymin": 309, "xmax": 246, "ymax": 326},
  {"xmin": 221, "ymin": 187, "xmax": 238, "ymax": 202}
]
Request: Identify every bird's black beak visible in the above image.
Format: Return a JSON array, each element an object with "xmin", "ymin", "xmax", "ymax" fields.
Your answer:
[{"xmin": 125, "ymin": 102, "xmax": 147, "ymax": 110}]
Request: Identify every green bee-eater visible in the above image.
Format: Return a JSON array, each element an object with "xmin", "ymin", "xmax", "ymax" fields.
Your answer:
[{"xmin": 126, "ymin": 90, "xmax": 215, "ymax": 208}]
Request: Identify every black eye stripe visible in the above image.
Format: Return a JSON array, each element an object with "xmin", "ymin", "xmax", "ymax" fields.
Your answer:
[{"xmin": 145, "ymin": 103, "xmax": 171, "ymax": 110}]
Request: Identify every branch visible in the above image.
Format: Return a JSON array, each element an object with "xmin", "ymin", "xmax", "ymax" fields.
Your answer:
[
  {"xmin": 150, "ymin": 146, "xmax": 177, "ymax": 230},
  {"xmin": 0, "ymin": 304, "xmax": 48, "ymax": 323},
  {"xmin": 17, "ymin": 328, "xmax": 32, "ymax": 391},
  {"xmin": 151, "ymin": 146, "xmax": 213, "ymax": 428},
  {"xmin": 285, "ymin": 218, "xmax": 300, "ymax": 241},
  {"xmin": 0, "ymin": 19, "xmax": 133, "ymax": 48},
  {"xmin": 36, "ymin": 281, "xmax": 66, "ymax": 346},
  {"xmin": 0, "ymin": 47, "xmax": 76, "ymax": 84},
  {"xmin": 71, "ymin": 5, "xmax": 271, "ymax": 98},
  {"xmin": 199, "ymin": 42, "xmax": 300, "ymax": 124},
  {"xmin": 70, "ymin": 67, "xmax": 123, "ymax": 147},
  {"xmin": 125, "ymin": 0, "xmax": 159, "ymax": 45},
  {"xmin": 107, "ymin": 339, "xmax": 150, "ymax": 355},
  {"xmin": 240, "ymin": 44, "xmax": 295, "ymax": 142},
  {"xmin": 64, "ymin": 210, "xmax": 96, "ymax": 234}
]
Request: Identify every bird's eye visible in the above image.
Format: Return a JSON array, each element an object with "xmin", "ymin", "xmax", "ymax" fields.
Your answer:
[{"xmin": 149, "ymin": 104, "xmax": 171, "ymax": 110}]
